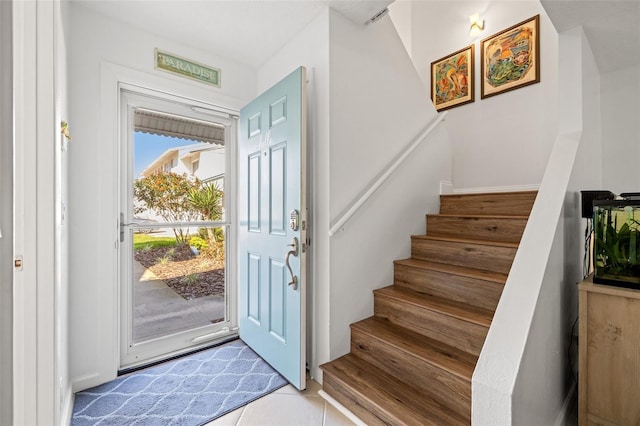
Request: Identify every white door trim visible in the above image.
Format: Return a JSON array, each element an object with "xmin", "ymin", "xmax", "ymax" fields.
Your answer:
[
  {"xmin": 0, "ymin": 1, "xmax": 13, "ymax": 424},
  {"xmin": 74, "ymin": 61, "xmax": 244, "ymax": 391},
  {"xmin": 12, "ymin": 0, "xmax": 58, "ymax": 423}
]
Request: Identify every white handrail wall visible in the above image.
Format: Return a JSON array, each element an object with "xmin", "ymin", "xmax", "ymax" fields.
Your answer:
[
  {"xmin": 328, "ymin": 111, "xmax": 448, "ymax": 237},
  {"xmin": 473, "ymin": 25, "xmax": 603, "ymax": 424},
  {"xmin": 472, "ymin": 131, "xmax": 581, "ymax": 424}
]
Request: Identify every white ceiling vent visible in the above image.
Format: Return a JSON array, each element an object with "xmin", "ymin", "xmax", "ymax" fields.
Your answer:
[{"xmin": 329, "ymin": 0, "xmax": 394, "ymax": 25}]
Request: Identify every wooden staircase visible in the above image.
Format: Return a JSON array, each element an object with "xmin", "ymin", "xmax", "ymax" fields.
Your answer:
[{"xmin": 320, "ymin": 191, "xmax": 537, "ymax": 425}]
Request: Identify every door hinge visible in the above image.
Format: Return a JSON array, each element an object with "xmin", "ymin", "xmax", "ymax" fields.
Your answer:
[{"xmin": 14, "ymin": 256, "xmax": 23, "ymax": 270}]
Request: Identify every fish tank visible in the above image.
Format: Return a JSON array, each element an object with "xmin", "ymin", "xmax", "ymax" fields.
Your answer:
[{"xmin": 593, "ymin": 198, "xmax": 640, "ymax": 289}]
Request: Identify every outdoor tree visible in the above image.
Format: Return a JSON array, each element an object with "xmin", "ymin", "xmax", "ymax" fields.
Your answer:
[{"xmin": 133, "ymin": 171, "xmax": 201, "ymax": 245}]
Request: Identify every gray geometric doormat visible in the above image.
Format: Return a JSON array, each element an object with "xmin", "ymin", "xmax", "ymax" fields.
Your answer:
[{"xmin": 71, "ymin": 339, "xmax": 287, "ymax": 425}]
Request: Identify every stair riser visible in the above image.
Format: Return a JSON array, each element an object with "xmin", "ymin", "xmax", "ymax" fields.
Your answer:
[
  {"xmin": 439, "ymin": 192, "xmax": 537, "ymax": 216},
  {"xmin": 394, "ymin": 263, "xmax": 503, "ymax": 311},
  {"xmin": 322, "ymin": 376, "xmax": 389, "ymax": 426},
  {"xmin": 322, "ymin": 365, "xmax": 453, "ymax": 426},
  {"xmin": 427, "ymin": 215, "xmax": 527, "ymax": 244},
  {"xmin": 411, "ymin": 238, "xmax": 516, "ymax": 274},
  {"xmin": 350, "ymin": 329, "xmax": 471, "ymax": 419},
  {"xmin": 375, "ymin": 296, "xmax": 488, "ymax": 356}
]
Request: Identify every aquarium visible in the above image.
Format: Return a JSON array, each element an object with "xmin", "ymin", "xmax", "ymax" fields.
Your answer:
[{"xmin": 593, "ymin": 199, "xmax": 640, "ymax": 288}]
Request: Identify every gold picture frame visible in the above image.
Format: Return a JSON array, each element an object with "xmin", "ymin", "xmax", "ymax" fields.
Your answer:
[
  {"xmin": 481, "ymin": 15, "xmax": 540, "ymax": 99},
  {"xmin": 430, "ymin": 45, "xmax": 474, "ymax": 112}
]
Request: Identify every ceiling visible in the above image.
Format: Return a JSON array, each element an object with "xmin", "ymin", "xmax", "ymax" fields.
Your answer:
[
  {"xmin": 70, "ymin": 0, "xmax": 392, "ymax": 68},
  {"xmin": 541, "ymin": 0, "xmax": 640, "ymax": 73},
  {"xmin": 72, "ymin": 0, "xmax": 639, "ymax": 74}
]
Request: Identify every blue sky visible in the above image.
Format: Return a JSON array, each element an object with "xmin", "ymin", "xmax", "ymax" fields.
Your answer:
[{"xmin": 134, "ymin": 132, "xmax": 194, "ymax": 177}]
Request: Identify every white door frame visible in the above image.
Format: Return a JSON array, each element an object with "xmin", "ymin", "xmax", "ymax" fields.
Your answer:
[
  {"xmin": 12, "ymin": 0, "xmax": 58, "ymax": 424},
  {"xmin": 0, "ymin": 1, "xmax": 13, "ymax": 424},
  {"xmin": 87, "ymin": 62, "xmax": 245, "ymax": 389}
]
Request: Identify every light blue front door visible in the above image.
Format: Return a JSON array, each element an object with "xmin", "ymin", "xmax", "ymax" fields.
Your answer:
[{"xmin": 238, "ymin": 67, "xmax": 307, "ymax": 390}]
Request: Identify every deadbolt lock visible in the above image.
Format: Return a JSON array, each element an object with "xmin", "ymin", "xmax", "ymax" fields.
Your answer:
[{"xmin": 289, "ymin": 209, "xmax": 299, "ymax": 231}]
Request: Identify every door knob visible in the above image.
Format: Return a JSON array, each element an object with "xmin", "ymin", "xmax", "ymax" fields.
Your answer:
[{"xmin": 285, "ymin": 237, "xmax": 299, "ymax": 290}]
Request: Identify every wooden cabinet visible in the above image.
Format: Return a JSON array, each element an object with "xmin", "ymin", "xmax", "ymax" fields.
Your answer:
[{"xmin": 579, "ymin": 279, "xmax": 640, "ymax": 426}]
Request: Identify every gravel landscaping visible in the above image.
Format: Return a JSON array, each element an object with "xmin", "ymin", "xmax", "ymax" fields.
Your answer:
[{"xmin": 134, "ymin": 244, "xmax": 225, "ymax": 300}]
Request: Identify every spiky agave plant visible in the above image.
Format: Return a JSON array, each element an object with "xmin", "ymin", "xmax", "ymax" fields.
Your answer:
[{"xmin": 188, "ymin": 182, "xmax": 224, "ymax": 242}]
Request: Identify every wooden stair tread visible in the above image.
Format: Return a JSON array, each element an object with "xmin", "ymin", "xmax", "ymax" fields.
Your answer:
[
  {"xmin": 412, "ymin": 234, "xmax": 520, "ymax": 249},
  {"xmin": 428, "ymin": 213, "xmax": 529, "ymax": 219},
  {"xmin": 352, "ymin": 316, "xmax": 477, "ymax": 380},
  {"xmin": 374, "ymin": 285, "xmax": 493, "ymax": 328},
  {"xmin": 439, "ymin": 191, "xmax": 537, "ymax": 216},
  {"xmin": 321, "ymin": 354, "xmax": 469, "ymax": 425},
  {"xmin": 440, "ymin": 191, "xmax": 538, "ymax": 200},
  {"xmin": 394, "ymin": 258, "xmax": 508, "ymax": 284},
  {"xmin": 440, "ymin": 190, "xmax": 537, "ymax": 196}
]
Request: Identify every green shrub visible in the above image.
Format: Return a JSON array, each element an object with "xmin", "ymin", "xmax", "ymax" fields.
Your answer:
[
  {"xmin": 189, "ymin": 236, "xmax": 209, "ymax": 250},
  {"xmin": 183, "ymin": 273, "xmax": 198, "ymax": 285}
]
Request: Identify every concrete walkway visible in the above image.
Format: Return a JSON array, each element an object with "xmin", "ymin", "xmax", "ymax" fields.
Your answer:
[{"xmin": 133, "ymin": 260, "xmax": 225, "ymax": 342}]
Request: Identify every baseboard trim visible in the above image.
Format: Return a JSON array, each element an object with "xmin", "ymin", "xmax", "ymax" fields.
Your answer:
[
  {"xmin": 60, "ymin": 385, "xmax": 74, "ymax": 426},
  {"xmin": 440, "ymin": 181, "xmax": 454, "ymax": 195},
  {"xmin": 318, "ymin": 390, "xmax": 367, "ymax": 426},
  {"xmin": 452, "ymin": 184, "xmax": 540, "ymax": 194},
  {"xmin": 554, "ymin": 382, "xmax": 577, "ymax": 426},
  {"xmin": 71, "ymin": 373, "xmax": 102, "ymax": 393}
]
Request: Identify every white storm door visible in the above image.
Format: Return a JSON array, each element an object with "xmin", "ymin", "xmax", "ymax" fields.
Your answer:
[{"xmin": 238, "ymin": 67, "xmax": 307, "ymax": 390}]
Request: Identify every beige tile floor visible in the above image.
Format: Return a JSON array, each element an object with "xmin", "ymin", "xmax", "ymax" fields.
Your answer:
[
  {"xmin": 205, "ymin": 379, "xmax": 579, "ymax": 426},
  {"xmin": 206, "ymin": 379, "xmax": 355, "ymax": 426}
]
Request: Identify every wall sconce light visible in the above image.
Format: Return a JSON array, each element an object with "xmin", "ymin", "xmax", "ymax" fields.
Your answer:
[{"xmin": 469, "ymin": 13, "xmax": 485, "ymax": 37}]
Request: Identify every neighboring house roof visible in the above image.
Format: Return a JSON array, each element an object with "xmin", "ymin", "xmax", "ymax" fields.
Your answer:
[{"xmin": 140, "ymin": 143, "xmax": 223, "ymax": 178}]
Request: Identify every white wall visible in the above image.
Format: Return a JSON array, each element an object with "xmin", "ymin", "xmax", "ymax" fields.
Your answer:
[
  {"xmin": 387, "ymin": 0, "xmax": 412, "ymax": 58},
  {"xmin": 327, "ymin": 11, "xmax": 451, "ymax": 359},
  {"xmin": 401, "ymin": 1, "xmax": 559, "ymax": 190},
  {"xmin": 67, "ymin": 3, "xmax": 257, "ymax": 390},
  {"xmin": 258, "ymin": 7, "xmax": 453, "ymax": 377},
  {"xmin": 601, "ymin": 64, "xmax": 640, "ymax": 193},
  {"xmin": 257, "ymin": 8, "xmax": 331, "ymax": 380},
  {"xmin": 194, "ymin": 149, "xmax": 226, "ymax": 182},
  {"xmin": 0, "ymin": 2, "xmax": 13, "ymax": 424}
]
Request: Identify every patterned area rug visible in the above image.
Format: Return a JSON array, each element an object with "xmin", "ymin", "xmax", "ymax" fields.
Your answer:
[{"xmin": 71, "ymin": 339, "xmax": 287, "ymax": 425}]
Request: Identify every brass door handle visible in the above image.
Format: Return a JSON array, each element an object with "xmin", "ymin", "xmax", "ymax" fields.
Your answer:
[{"xmin": 285, "ymin": 237, "xmax": 299, "ymax": 290}]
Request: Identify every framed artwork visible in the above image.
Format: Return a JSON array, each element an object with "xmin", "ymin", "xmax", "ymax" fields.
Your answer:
[
  {"xmin": 430, "ymin": 45, "xmax": 474, "ymax": 112},
  {"xmin": 481, "ymin": 15, "xmax": 540, "ymax": 99}
]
